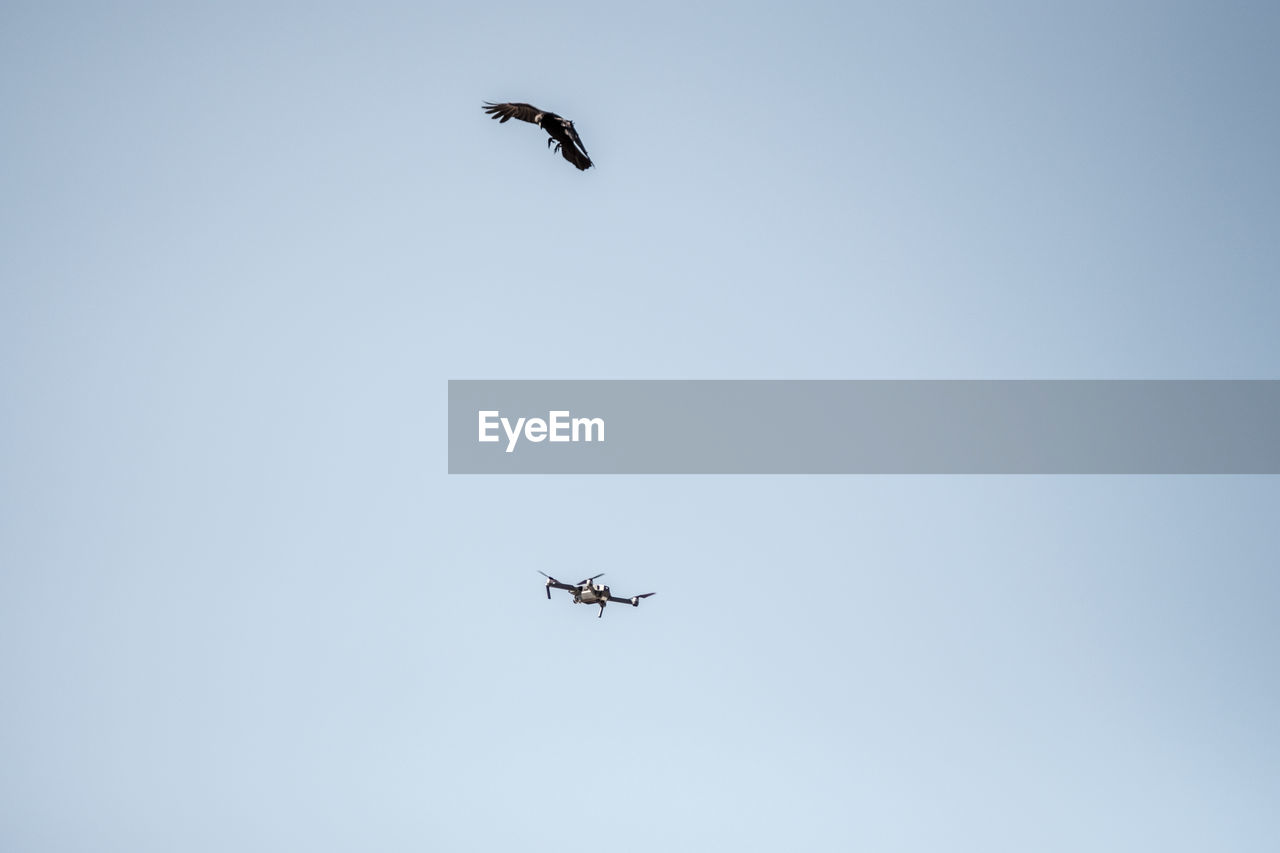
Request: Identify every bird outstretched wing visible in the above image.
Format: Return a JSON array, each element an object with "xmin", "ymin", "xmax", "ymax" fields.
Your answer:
[{"xmin": 482, "ymin": 102, "xmax": 544, "ymax": 124}]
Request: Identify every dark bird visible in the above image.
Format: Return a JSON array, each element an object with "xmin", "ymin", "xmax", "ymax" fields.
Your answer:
[{"xmin": 482, "ymin": 101, "xmax": 593, "ymax": 171}]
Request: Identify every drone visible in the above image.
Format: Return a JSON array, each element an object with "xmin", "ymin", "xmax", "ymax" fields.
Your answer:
[{"xmin": 539, "ymin": 572, "xmax": 655, "ymax": 618}]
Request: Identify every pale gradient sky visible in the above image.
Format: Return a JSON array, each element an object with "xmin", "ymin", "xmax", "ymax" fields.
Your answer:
[{"xmin": 3, "ymin": 2, "xmax": 1279, "ymax": 851}]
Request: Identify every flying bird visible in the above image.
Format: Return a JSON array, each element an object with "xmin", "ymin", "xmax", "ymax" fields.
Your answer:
[{"xmin": 482, "ymin": 101, "xmax": 593, "ymax": 171}]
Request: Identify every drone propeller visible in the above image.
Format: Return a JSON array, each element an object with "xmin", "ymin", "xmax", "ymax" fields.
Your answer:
[
  {"xmin": 630, "ymin": 593, "xmax": 656, "ymax": 607},
  {"xmin": 576, "ymin": 573, "xmax": 605, "ymax": 586},
  {"xmin": 538, "ymin": 570, "xmax": 559, "ymax": 599}
]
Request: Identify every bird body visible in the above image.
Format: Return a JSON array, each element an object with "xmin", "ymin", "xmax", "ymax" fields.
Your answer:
[{"xmin": 482, "ymin": 101, "xmax": 593, "ymax": 171}]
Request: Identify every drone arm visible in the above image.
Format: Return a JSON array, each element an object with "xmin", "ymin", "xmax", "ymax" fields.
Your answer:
[
  {"xmin": 606, "ymin": 592, "xmax": 656, "ymax": 607},
  {"xmin": 539, "ymin": 572, "xmax": 578, "ymax": 597}
]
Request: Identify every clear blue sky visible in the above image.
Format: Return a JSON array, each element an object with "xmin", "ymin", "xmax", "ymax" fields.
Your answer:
[{"xmin": 3, "ymin": 2, "xmax": 1278, "ymax": 850}]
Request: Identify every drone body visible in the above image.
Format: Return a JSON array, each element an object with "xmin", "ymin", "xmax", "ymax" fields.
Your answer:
[{"xmin": 539, "ymin": 572, "xmax": 655, "ymax": 618}]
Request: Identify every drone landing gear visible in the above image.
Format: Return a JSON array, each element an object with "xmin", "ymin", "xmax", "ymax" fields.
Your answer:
[{"xmin": 598, "ymin": 602, "xmax": 606, "ymax": 618}]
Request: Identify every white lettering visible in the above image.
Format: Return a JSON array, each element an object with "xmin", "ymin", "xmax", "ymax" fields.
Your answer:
[
  {"xmin": 502, "ymin": 417, "xmax": 526, "ymax": 453},
  {"xmin": 478, "ymin": 411, "xmax": 500, "ymax": 442},
  {"xmin": 573, "ymin": 416, "xmax": 605, "ymax": 443},
  {"xmin": 479, "ymin": 410, "xmax": 605, "ymax": 453},
  {"xmin": 549, "ymin": 411, "xmax": 570, "ymax": 442}
]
